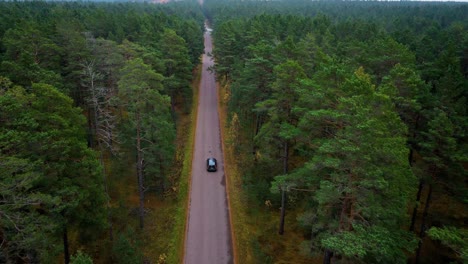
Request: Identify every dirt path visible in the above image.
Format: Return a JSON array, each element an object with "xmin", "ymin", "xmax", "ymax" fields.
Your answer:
[{"xmin": 183, "ymin": 24, "xmax": 233, "ymax": 264}]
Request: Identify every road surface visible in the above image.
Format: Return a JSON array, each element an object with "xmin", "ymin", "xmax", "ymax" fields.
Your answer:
[{"xmin": 184, "ymin": 24, "xmax": 233, "ymax": 264}]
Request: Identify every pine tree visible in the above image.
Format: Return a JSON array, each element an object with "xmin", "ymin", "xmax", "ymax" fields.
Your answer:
[
  {"xmin": 272, "ymin": 68, "xmax": 418, "ymax": 263},
  {"xmin": 159, "ymin": 29, "xmax": 193, "ymax": 114},
  {"xmin": 118, "ymin": 58, "xmax": 173, "ymax": 229},
  {"xmin": 0, "ymin": 81, "xmax": 107, "ymax": 263}
]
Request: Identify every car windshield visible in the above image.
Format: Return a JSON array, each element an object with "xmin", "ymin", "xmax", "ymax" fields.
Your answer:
[{"xmin": 208, "ymin": 159, "xmax": 215, "ymax": 166}]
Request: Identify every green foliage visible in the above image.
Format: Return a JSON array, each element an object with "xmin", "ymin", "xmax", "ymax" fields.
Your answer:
[
  {"xmin": 159, "ymin": 28, "xmax": 194, "ymax": 113},
  {"xmin": 112, "ymin": 229, "xmax": 143, "ymax": 264},
  {"xmin": 70, "ymin": 250, "xmax": 94, "ymax": 264},
  {"xmin": 428, "ymin": 226, "xmax": 468, "ymax": 263},
  {"xmin": 0, "ymin": 81, "xmax": 107, "ymax": 262},
  {"xmin": 255, "ymin": 60, "xmax": 306, "ymax": 174},
  {"xmin": 322, "ymin": 225, "xmax": 417, "ymax": 264},
  {"xmin": 0, "ymin": 1, "xmax": 203, "ymax": 262},
  {"xmin": 1, "ymin": 0, "xmax": 466, "ymax": 263},
  {"xmin": 0, "ymin": 156, "xmax": 56, "ymax": 262},
  {"xmin": 209, "ymin": 2, "xmax": 467, "ymax": 262},
  {"xmin": 118, "ymin": 58, "xmax": 175, "ymax": 188},
  {"xmin": 287, "ymin": 69, "xmax": 417, "ymax": 263},
  {"xmin": 0, "ymin": 21, "xmax": 63, "ymax": 90},
  {"xmin": 177, "ymin": 19, "xmax": 204, "ymax": 66}
]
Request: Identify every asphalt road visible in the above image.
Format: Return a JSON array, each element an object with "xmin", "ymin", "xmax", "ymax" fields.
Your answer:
[{"xmin": 184, "ymin": 25, "xmax": 233, "ymax": 264}]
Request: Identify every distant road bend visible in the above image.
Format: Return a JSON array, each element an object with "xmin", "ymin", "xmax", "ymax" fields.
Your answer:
[{"xmin": 183, "ymin": 24, "xmax": 233, "ymax": 264}]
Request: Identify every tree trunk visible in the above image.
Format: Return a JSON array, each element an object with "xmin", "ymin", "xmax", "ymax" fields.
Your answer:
[
  {"xmin": 414, "ymin": 184, "xmax": 433, "ymax": 264},
  {"xmin": 408, "ymin": 113, "xmax": 421, "ymax": 167},
  {"xmin": 279, "ymin": 187, "xmax": 286, "ymax": 235},
  {"xmin": 252, "ymin": 113, "xmax": 262, "ymax": 160},
  {"xmin": 63, "ymin": 226, "xmax": 70, "ymax": 264},
  {"xmin": 323, "ymin": 249, "xmax": 333, "ymax": 264},
  {"xmin": 410, "ymin": 180, "xmax": 424, "ymax": 232},
  {"xmin": 408, "ymin": 148, "xmax": 414, "ymax": 166},
  {"xmin": 283, "ymin": 141, "xmax": 289, "ymax": 174},
  {"xmin": 278, "ymin": 141, "xmax": 289, "ymax": 235},
  {"xmin": 87, "ymin": 113, "xmax": 94, "ymax": 148},
  {"xmin": 254, "ymin": 112, "xmax": 263, "ymax": 138},
  {"xmin": 170, "ymin": 90, "xmax": 176, "ymax": 123},
  {"xmin": 99, "ymin": 150, "xmax": 113, "ymax": 241},
  {"xmin": 85, "ymin": 62, "xmax": 97, "ymax": 149},
  {"xmin": 159, "ymin": 153, "xmax": 165, "ymax": 194},
  {"xmin": 136, "ymin": 113, "xmax": 145, "ymax": 229},
  {"xmin": 92, "ymin": 86, "xmax": 113, "ymax": 240}
]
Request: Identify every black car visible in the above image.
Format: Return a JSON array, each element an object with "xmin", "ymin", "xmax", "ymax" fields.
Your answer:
[{"xmin": 206, "ymin": 157, "xmax": 217, "ymax": 172}]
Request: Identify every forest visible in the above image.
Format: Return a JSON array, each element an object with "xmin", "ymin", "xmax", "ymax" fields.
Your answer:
[
  {"xmin": 0, "ymin": 1, "xmax": 204, "ymax": 263},
  {"xmin": 0, "ymin": 0, "xmax": 466, "ymax": 264},
  {"xmin": 205, "ymin": 0, "xmax": 467, "ymax": 263}
]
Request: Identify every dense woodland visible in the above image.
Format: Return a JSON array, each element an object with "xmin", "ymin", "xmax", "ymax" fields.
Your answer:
[
  {"xmin": 205, "ymin": 0, "xmax": 467, "ymax": 263},
  {"xmin": 0, "ymin": 0, "xmax": 467, "ymax": 264},
  {"xmin": 0, "ymin": 1, "xmax": 204, "ymax": 263}
]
